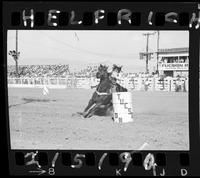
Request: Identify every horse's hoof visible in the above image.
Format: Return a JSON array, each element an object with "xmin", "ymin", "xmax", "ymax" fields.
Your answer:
[
  {"xmin": 77, "ymin": 112, "xmax": 83, "ymax": 115},
  {"xmin": 71, "ymin": 113, "xmax": 76, "ymax": 117},
  {"xmin": 81, "ymin": 114, "xmax": 87, "ymax": 118},
  {"xmin": 87, "ymin": 114, "xmax": 92, "ymax": 118}
]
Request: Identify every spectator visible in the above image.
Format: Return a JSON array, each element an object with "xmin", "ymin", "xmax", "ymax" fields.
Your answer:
[
  {"xmin": 7, "ymin": 64, "xmax": 70, "ymax": 78},
  {"xmin": 144, "ymin": 78, "xmax": 150, "ymax": 91},
  {"xmin": 175, "ymin": 76, "xmax": 182, "ymax": 92}
]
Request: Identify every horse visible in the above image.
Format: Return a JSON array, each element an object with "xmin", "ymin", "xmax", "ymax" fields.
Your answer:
[{"xmin": 81, "ymin": 64, "xmax": 127, "ymax": 118}]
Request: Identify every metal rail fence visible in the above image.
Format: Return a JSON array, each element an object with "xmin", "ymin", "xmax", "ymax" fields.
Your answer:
[{"xmin": 7, "ymin": 76, "xmax": 188, "ymax": 92}]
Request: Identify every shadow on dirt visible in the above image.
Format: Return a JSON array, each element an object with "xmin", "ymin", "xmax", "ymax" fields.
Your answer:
[
  {"xmin": 73, "ymin": 107, "xmax": 113, "ymax": 118},
  {"xmin": 9, "ymin": 98, "xmax": 56, "ymax": 108}
]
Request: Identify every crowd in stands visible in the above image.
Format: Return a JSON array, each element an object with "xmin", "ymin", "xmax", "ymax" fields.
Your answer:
[
  {"xmin": 8, "ymin": 64, "xmax": 153, "ymax": 79},
  {"xmin": 7, "ymin": 65, "xmax": 70, "ymax": 78},
  {"xmin": 73, "ymin": 66, "xmax": 98, "ymax": 78},
  {"xmin": 7, "ymin": 64, "xmax": 99, "ymax": 78},
  {"xmin": 7, "ymin": 64, "xmax": 187, "ymax": 80},
  {"xmin": 7, "ymin": 65, "xmax": 97, "ymax": 78},
  {"xmin": 7, "ymin": 64, "xmax": 189, "ymax": 92}
]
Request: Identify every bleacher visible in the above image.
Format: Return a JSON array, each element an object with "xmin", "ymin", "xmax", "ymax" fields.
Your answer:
[{"xmin": 7, "ymin": 64, "xmax": 188, "ymax": 92}]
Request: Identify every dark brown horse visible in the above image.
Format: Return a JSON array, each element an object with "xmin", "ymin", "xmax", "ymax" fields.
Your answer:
[{"xmin": 81, "ymin": 64, "xmax": 127, "ymax": 118}]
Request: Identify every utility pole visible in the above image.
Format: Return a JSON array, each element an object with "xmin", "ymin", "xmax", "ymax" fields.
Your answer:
[
  {"xmin": 15, "ymin": 30, "xmax": 19, "ymax": 76},
  {"xmin": 142, "ymin": 32, "xmax": 156, "ymax": 74},
  {"xmin": 156, "ymin": 31, "xmax": 160, "ymax": 75},
  {"xmin": 9, "ymin": 30, "xmax": 20, "ymax": 77}
]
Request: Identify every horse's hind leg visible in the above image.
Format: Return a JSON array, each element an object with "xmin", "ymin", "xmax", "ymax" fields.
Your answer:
[{"xmin": 105, "ymin": 104, "xmax": 114, "ymax": 116}]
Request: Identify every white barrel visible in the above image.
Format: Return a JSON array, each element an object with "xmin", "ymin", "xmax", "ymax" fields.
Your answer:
[{"xmin": 112, "ymin": 92, "xmax": 134, "ymax": 123}]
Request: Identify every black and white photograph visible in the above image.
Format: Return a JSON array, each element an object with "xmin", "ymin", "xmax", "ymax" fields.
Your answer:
[{"xmin": 7, "ymin": 30, "xmax": 189, "ymax": 150}]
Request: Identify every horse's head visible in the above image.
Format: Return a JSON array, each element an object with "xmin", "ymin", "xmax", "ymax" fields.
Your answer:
[{"xmin": 96, "ymin": 64, "xmax": 109, "ymax": 79}]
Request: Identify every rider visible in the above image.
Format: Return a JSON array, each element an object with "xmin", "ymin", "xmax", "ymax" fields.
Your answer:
[
  {"xmin": 90, "ymin": 64, "xmax": 122, "ymax": 91},
  {"xmin": 109, "ymin": 64, "xmax": 123, "ymax": 92}
]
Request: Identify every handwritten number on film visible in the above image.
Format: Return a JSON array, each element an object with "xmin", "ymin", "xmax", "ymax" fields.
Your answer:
[
  {"xmin": 24, "ymin": 151, "xmax": 41, "ymax": 168},
  {"xmin": 48, "ymin": 168, "xmax": 55, "ymax": 176},
  {"xmin": 24, "ymin": 151, "xmax": 59, "ymax": 175},
  {"xmin": 24, "ymin": 151, "xmax": 160, "ymax": 175},
  {"xmin": 48, "ymin": 152, "xmax": 59, "ymax": 175},
  {"xmin": 143, "ymin": 153, "xmax": 157, "ymax": 176},
  {"xmin": 119, "ymin": 152, "xmax": 132, "ymax": 172},
  {"xmin": 71, "ymin": 154, "xmax": 85, "ymax": 168}
]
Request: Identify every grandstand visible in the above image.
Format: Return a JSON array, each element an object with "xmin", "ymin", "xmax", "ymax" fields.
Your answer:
[
  {"xmin": 7, "ymin": 64, "xmax": 188, "ymax": 92},
  {"xmin": 7, "ymin": 64, "xmax": 70, "ymax": 78}
]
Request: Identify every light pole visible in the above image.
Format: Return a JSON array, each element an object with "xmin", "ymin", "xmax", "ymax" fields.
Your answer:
[
  {"xmin": 156, "ymin": 31, "xmax": 160, "ymax": 75},
  {"xmin": 9, "ymin": 30, "xmax": 20, "ymax": 77},
  {"xmin": 142, "ymin": 32, "xmax": 156, "ymax": 74}
]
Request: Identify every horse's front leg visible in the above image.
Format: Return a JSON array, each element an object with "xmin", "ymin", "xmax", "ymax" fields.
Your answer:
[
  {"xmin": 83, "ymin": 98, "xmax": 95, "ymax": 113},
  {"xmin": 83, "ymin": 102, "xmax": 97, "ymax": 118},
  {"xmin": 82, "ymin": 92, "xmax": 98, "ymax": 116},
  {"xmin": 84, "ymin": 102, "xmax": 104, "ymax": 118}
]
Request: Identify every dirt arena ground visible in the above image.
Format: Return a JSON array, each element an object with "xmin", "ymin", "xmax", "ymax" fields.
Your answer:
[{"xmin": 8, "ymin": 88, "xmax": 189, "ymax": 150}]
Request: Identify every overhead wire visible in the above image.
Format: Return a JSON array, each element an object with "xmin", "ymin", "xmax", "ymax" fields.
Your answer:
[{"xmin": 39, "ymin": 31, "xmax": 140, "ymax": 60}]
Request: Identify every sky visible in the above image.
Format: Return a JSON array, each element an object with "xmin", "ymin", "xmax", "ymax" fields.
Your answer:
[{"xmin": 7, "ymin": 30, "xmax": 189, "ymax": 72}]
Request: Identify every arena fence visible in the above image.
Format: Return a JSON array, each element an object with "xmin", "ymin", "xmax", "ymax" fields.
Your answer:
[{"xmin": 7, "ymin": 77, "xmax": 188, "ymax": 92}]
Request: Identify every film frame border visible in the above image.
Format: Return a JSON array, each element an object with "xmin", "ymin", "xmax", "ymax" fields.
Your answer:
[{"xmin": 2, "ymin": 1, "xmax": 200, "ymax": 176}]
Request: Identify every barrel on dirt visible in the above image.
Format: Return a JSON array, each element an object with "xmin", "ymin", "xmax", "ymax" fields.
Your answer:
[{"xmin": 112, "ymin": 92, "xmax": 134, "ymax": 123}]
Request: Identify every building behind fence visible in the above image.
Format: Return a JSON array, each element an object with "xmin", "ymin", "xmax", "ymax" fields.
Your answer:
[{"xmin": 7, "ymin": 76, "xmax": 188, "ymax": 92}]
